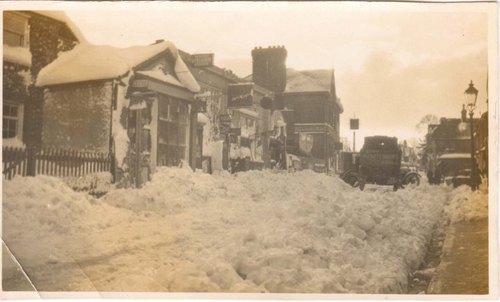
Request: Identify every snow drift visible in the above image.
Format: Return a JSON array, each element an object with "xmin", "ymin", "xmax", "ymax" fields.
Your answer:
[{"xmin": 3, "ymin": 169, "xmax": 451, "ymax": 293}]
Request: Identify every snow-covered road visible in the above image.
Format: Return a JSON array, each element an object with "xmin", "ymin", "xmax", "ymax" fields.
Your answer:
[{"xmin": 3, "ymin": 168, "xmax": 472, "ymax": 293}]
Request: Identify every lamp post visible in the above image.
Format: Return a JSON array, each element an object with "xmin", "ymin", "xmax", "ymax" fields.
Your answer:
[{"xmin": 464, "ymin": 80, "xmax": 478, "ymax": 191}]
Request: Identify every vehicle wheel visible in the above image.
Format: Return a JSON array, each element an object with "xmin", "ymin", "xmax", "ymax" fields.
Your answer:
[
  {"xmin": 343, "ymin": 173, "xmax": 359, "ymax": 187},
  {"xmin": 401, "ymin": 174, "xmax": 420, "ymax": 189}
]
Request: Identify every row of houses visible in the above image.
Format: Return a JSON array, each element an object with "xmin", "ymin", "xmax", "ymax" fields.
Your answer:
[
  {"xmin": 426, "ymin": 103, "xmax": 488, "ymax": 185},
  {"xmin": 3, "ymin": 11, "xmax": 344, "ymax": 186}
]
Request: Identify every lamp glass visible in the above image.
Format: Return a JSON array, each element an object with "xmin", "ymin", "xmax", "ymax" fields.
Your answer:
[{"xmin": 464, "ymin": 81, "xmax": 478, "ymax": 112}]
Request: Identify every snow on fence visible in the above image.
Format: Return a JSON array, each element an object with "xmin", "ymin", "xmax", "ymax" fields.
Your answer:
[{"xmin": 3, "ymin": 146, "xmax": 112, "ymax": 180}]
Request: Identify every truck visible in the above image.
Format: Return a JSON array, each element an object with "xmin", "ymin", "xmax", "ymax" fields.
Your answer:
[{"xmin": 339, "ymin": 136, "xmax": 420, "ymax": 191}]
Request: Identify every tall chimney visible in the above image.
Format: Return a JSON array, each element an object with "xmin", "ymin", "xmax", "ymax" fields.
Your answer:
[{"xmin": 251, "ymin": 46, "xmax": 287, "ymax": 93}]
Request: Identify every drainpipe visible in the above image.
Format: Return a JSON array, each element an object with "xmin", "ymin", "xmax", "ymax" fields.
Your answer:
[
  {"xmin": 189, "ymin": 102, "xmax": 198, "ymax": 171},
  {"xmin": 109, "ymin": 79, "xmax": 119, "ymax": 183}
]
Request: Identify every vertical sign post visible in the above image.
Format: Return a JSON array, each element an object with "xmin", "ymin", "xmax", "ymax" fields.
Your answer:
[{"xmin": 350, "ymin": 118, "xmax": 359, "ymax": 152}]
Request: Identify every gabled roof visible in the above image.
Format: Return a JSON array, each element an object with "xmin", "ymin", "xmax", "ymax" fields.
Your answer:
[{"xmin": 36, "ymin": 41, "xmax": 200, "ymax": 93}]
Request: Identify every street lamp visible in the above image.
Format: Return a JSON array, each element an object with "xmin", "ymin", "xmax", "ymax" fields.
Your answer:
[{"xmin": 464, "ymin": 80, "xmax": 478, "ymax": 191}]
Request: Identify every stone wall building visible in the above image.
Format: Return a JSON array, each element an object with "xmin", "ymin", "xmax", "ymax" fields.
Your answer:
[{"xmin": 282, "ymin": 69, "xmax": 343, "ymax": 172}]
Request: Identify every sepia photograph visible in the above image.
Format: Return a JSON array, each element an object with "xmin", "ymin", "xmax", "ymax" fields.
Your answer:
[{"xmin": 0, "ymin": 1, "xmax": 498, "ymax": 299}]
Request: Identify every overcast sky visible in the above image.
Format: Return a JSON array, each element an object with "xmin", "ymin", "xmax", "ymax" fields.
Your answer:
[{"xmin": 63, "ymin": 2, "xmax": 491, "ymax": 148}]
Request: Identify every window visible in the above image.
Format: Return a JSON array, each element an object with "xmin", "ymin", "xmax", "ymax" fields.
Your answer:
[
  {"xmin": 4, "ymin": 13, "xmax": 29, "ymax": 47},
  {"xmin": 157, "ymin": 97, "xmax": 189, "ymax": 167},
  {"xmin": 3, "ymin": 104, "xmax": 20, "ymax": 139}
]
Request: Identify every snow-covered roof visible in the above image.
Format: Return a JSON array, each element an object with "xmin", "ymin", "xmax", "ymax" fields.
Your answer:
[
  {"xmin": 3, "ymin": 45, "xmax": 31, "ymax": 67},
  {"xmin": 33, "ymin": 11, "xmax": 88, "ymax": 44},
  {"xmin": 438, "ymin": 153, "xmax": 471, "ymax": 159},
  {"xmin": 285, "ymin": 70, "xmax": 329, "ymax": 93},
  {"xmin": 36, "ymin": 41, "xmax": 200, "ymax": 93}
]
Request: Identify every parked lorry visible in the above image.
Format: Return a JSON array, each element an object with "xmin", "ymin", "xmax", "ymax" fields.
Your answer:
[{"xmin": 339, "ymin": 136, "xmax": 420, "ymax": 191}]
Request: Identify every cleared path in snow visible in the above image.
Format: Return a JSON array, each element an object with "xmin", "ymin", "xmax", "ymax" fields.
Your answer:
[{"xmin": 3, "ymin": 168, "xmax": 450, "ymax": 293}]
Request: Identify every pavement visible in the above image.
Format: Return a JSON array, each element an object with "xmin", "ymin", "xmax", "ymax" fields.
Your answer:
[{"xmin": 428, "ymin": 218, "xmax": 489, "ymax": 295}]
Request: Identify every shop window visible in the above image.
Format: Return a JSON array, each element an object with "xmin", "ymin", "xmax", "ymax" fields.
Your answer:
[
  {"xmin": 158, "ymin": 97, "xmax": 189, "ymax": 167},
  {"xmin": 241, "ymin": 137, "xmax": 251, "ymax": 148},
  {"xmin": 3, "ymin": 104, "xmax": 21, "ymax": 139},
  {"xmin": 4, "ymin": 13, "xmax": 29, "ymax": 48}
]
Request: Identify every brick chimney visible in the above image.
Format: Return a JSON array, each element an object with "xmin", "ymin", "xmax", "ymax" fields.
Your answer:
[{"xmin": 251, "ymin": 46, "xmax": 287, "ymax": 93}]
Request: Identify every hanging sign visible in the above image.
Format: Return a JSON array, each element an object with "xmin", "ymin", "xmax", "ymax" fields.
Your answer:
[
  {"xmin": 298, "ymin": 133, "xmax": 314, "ymax": 156},
  {"xmin": 334, "ymin": 142, "xmax": 344, "ymax": 151},
  {"xmin": 350, "ymin": 119, "xmax": 359, "ymax": 130},
  {"xmin": 228, "ymin": 84, "xmax": 254, "ymax": 108}
]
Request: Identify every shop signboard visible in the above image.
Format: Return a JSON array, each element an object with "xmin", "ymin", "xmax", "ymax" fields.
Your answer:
[
  {"xmin": 350, "ymin": 119, "xmax": 359, "ymax": 130},
  {"xmin": 228, "ymin": 84, "xmax": 254, "ymax": 108},
  {"xmin": 295, "ymin": 124, "xmax": 325, "ymax": 133},
  {"xmin": 298, "ymin": 133, "xmax": 314, "ymax": 156},
  {"xmin": 230, "ymin": 128, "xmax": 241, "ymax": 136},
  {"xmin": 132, "ymin": 79, "xmax": 148, "ymax": 89},
  {"xmin": 219, "ymin": 114, "xmax": 231, "ymax": 135},
  {"xmin": 192, "ymin": 53, "xmax": 214, "ymax": 67}
]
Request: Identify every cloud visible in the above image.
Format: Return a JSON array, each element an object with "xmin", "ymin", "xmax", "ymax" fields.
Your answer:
[{"xmin": 338, "ymin": 43, "xmax": 487, "ymax": 147}]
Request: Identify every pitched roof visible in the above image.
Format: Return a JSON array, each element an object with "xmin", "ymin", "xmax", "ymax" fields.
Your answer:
[
  {"xmin": 284, "ymin": 69, "xmax": 329, "ymax": 93},
  {"xmin": 36, "ymin": 41, "xmax": 200, "ymax": 93}
]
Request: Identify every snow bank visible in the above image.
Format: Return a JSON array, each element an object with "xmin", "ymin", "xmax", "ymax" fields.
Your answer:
[
  {"xmin": 63, "ymin": 172, "xmax": 114, "ymax": 195},
  {"xmin": 100, "ymin": 168, "xmax": 447, "ymax": 293},
  {"xmin": 4, "ymin": 169, "xmax": 450, "ymax": 293},
  {"xmin": 3, "ymin": 45, "xmax": 31, "ymax": 67},
  {"xmin": 3, "ymin": 176, "xmax": 129, "ymax": 236},
  {"xmin": 445, "ymin": 184, "xmax": 488, "ymax": 223}
]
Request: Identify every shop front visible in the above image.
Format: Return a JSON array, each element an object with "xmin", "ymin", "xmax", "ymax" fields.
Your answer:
[
  {"xmin": 127, "ymin": 72, "xmax": 198, "ymax": 186},
  {"xmin": 226, "ymin": 83, "xmax": 273, "ymax": 172},
  {"xmin": 294, "ymin": 123, "xmax": 336, "ymax": 173}
]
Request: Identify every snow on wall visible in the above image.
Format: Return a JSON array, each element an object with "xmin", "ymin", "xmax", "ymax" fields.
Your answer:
[
  {"xmin": 3, "ymin": 45, "xmax": 32, "ymax": 67},
  {"xmin": 36, "ymin": 41, "xmax": 200, "ymax": 93},
  {"xmin": 2, "ymin": 138, "xmax": 25, "ymax": 148},
  {"xmin": 112, "ymin": 75, "xmax": 132, "ymax": 168},
  {"xmin": 229, "ymin": 146, "xmax": 251, "ymax": 159}
]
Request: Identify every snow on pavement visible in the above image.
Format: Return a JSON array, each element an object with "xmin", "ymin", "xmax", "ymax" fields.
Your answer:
[
  {"xmin": 3, "ymin": 168, "xmax": 452, "ymax": 293},
  {"xmin": 444, "ymin": 183, "xmax": 489, "ymax": 223}
]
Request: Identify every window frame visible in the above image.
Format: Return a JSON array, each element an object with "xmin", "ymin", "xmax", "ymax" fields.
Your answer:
[
  {"xmin": 157, "ymin": 97, "xmax": 189, "ymax": 167},
  {"xmin": 2, "ymin": 103, "xmax": 23, "ymax": 140},
  {"xmin": 3, "ymin": 12, "xmax": 30, "ymax": 48}
]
